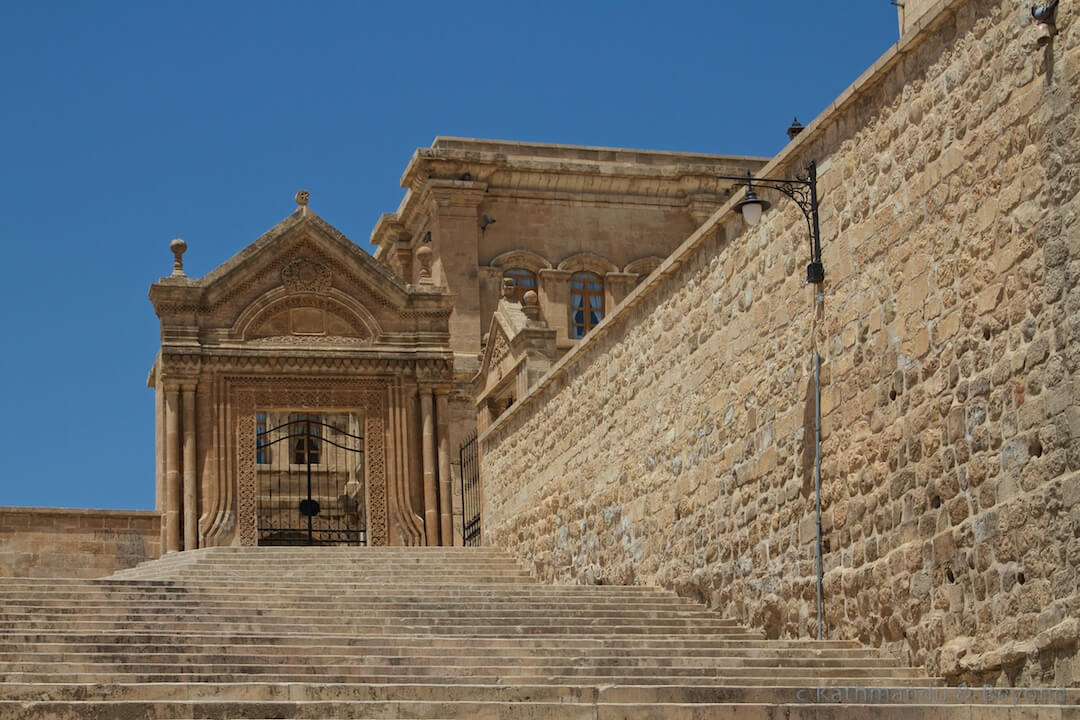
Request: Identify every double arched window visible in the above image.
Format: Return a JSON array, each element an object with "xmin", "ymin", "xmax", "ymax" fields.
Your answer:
[
  {"xmin": 570, "ymin": 272, "xmax": 604, "ymax": 338},
  {"xmin": 502, "ymin": 268, "xmax": 537, "ymax": 304}
]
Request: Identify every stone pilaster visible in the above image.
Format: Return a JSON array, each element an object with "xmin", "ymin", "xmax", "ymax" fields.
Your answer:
[
  {"xmin": 435, "ymin": 387, "xmax": 453, "ymax": 546},
  {"xmin": 181, "ymin": 384, "xmax": 197, "ymax": 551},
  {"xmin": 419, "ymin": 387, "xmax": 438, "ymax": 545},
  {"xmin": 163, "ymin": 385, "xmax": 181, "ymax": 553}
]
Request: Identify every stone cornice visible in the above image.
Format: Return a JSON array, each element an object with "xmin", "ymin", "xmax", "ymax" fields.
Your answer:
[
  {"xmin": 159, "ymin": 349, "xmax": 454, "ymax": 377},
  {"xmin": 372, "ymin": 138, "xmax": 769, "ymax": 254},
  {"xmin": 370, "ymin": 213, "xmax": 410, "ymax": 250}
]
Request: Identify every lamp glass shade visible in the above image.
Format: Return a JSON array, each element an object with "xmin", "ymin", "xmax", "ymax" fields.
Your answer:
[{"xmin": 741, "ymin": 200, "xmax": 763, "ymax": 226}]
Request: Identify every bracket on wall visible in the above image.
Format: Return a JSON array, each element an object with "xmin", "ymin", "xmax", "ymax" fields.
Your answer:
[{"xmin": 1032, "ymin": 0, "xmax": 1059, "ymax": 45}]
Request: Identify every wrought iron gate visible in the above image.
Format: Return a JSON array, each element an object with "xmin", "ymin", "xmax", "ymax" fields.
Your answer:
[
  {"xmin": 459, "ymin": 432, "xmax": 481, "ymax": 546},
  {"xmin": 256, "ymin": 413, "xmax": 366, "ymax": 546}
]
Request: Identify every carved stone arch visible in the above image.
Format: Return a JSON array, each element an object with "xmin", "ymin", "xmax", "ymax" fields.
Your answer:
[
  {"xmin": 624, "ymin": 256, "xmax": 665, "ymax": 279},
  {"xmin": 231, "ymin": 288, "xmax": 380, "ymax": 343},
  {"xmin": 488, "ymin": 249, "xmax": 552, "ymax": 274},
  {"xmin": 557, "ymin": 252, "xmax": 619, "ymax": 276}
]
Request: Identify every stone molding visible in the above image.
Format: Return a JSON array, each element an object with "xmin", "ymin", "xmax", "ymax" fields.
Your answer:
[{"xmin": 557, "ymin": 252, "xmax": 620, "ymax": 276}]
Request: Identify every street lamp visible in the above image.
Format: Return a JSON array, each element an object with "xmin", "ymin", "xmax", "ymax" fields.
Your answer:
[
  {"xmin": 717, "ymin": 160, "xmax": 827, "ymax": 641},
  {"xmin": 718, "ymin": 161, "xmax": 824, "ymax": 285}
]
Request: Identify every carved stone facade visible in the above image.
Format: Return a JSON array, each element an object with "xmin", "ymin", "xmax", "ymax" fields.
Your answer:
[
  {"xmin": 148, "ymin": 204, "xmax": 456, "ymax": 550},
  {"xmin": 371, "ymin": 139, "xmax": 768, "ymax": 446}
]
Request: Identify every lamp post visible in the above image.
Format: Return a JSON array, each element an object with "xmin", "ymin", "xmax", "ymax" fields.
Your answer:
[
  {"xmin": 716, "ymin": 161, "xmax": 827, "ymax": 641},
  {"xmin": 717, "ymin": 161, "xmax": 824, "ymax": 285}
]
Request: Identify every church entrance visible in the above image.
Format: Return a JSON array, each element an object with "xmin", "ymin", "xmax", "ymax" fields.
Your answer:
[{"xmin": 255, "ymin": 411, "xmax": 366, "ymax": 546}]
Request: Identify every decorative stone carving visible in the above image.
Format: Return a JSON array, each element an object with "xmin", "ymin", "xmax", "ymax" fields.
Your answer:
[
  {"xmin": 281, "ymin": 257, "xmax": 332, "ymax": 294},
  {"xmin": 522, "ymin": 290, "xmax": 540, "ymax": 322},
  {"xmin": 170, "ymin": 238, "xmax": 187, "ymax": 278},
  {"xmin": 245, "ymin": 334, "xmax": 370, "ymax": 346},
  {"xmin": 416, "ymin": 246, "xmax": 433, "ymax": 285},
  {"xmin": 489, "ymin": 330, "xmax": 510, "ymax": 369}
]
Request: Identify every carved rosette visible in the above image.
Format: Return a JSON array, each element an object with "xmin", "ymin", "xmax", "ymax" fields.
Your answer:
[
  {"xmin": 235, "ymin": 380, "xmax": 389, "ymax": 547},
  {"xmin": 281, "ymin": 257, "xmax": 332, "ymax": 294}
]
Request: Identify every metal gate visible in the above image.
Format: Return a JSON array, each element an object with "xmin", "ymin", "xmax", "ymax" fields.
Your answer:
[
  {"xmin": 459, "ymin": 432, "xmax": 481, "ymax": 546},
  {"xmin": 256, "ymin": 413, "xmax": 366, "ymax": 546}
]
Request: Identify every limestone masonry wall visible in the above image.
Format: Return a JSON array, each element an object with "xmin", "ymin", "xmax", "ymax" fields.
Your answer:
[
  {"xmin": 481, "ymin": 0, "xmax": 1079, "ymax": 687},
  {"xmin": 0, "ymin": 507, "xmax": 160, "ymax": 578}
]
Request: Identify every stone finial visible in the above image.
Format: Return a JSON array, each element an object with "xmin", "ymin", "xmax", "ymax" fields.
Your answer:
[
  {"xmin": 522, "ymin": 289, "xmax": 541, "ymax": 322},
  {"xmin": 787, "ymin": 117, "xmax": 804, "ymax": 141},
  {"xmin": 169, "ymin": 238, "xmax": 187, "ymax": 278},
  {"xmin": 416, "ymin": 245, "xmax": 433, "ymax": 285},
  {"xmin": 295, "ymin": 190, "xmax": 310, "ymax": 207},
  {"xmin": 502, "ymin": 277, "xmax": 516, "ymax": 300}
]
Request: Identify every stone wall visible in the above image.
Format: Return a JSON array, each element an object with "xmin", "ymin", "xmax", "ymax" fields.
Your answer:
[
  {"xmin": 481, "ymin": 0, "xmax": 1079, "ymax": 687},
  {"xmin": 0, "ymin": 507, "xmax": 160, "ymax": 578}
]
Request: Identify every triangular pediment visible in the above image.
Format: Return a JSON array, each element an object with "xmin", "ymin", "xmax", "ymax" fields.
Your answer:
[
  {"xmin": 475, "ymin": 301, "xmax": 526, "ymax": 392},
  {"xmin": 197, "ymin": 208, "xmax": 409, "ymax": 313},
  {"xmin": 149, "ymin": 206, "xmax": 453, "ymax": 349}
]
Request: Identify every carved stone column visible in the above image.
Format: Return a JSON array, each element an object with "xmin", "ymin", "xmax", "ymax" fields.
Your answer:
[
  {"xmin": 435, "ymin": 387, "xmax": 453, "ymax": 546},
  {"xmin": 182, "ymin": 384, "xmax": 198, "ymax": 551},
  {"xmin": 164, "ymin": 386, "xmax": 181, "ymax": 553},
  {"xmin": 419, "ymin": 388, "xmax": 439, "ymax": 545}
]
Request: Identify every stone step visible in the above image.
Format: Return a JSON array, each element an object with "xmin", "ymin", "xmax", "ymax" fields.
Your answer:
[
  {"xmin": 1, "ymin": 667, "xmax": 928, "ymax": 684},
  {"xmin": 0, "ymin": 598, "xmax": 708, "ymax": 614},
  {"xmin": 0, "ymin": 674, "xmax": 959, "ymax": 689},
  {"xmin": 0, "ymin": 599, "xmax": 729, "ymax": 614},
  {"xmin": 0, "ymin": 581, "xmax": 679, "ymax": 596},
  {"xmin": 0, "ymin": 547, "xmax": 963, "ymax": 717},
  {"xmin": 0, "ymin": 642, "xmax": 884, "ymax": 660},
  {"xmin": 0, "ymin": 631, "xmax": 860, "ymax": 650},
  {"xmin": 0, "ymin": 665, "xmax": 931, "ymax": 682},
  {"xmin": 0, "ymin": 624, "xmax": 767, "ymax": 639},
  {"xmin": 35, "ymin": 681, "xmax": 1060, "ymax": 704},
  {"xmin": 6, "ymin": 682, "xmax": 1074, "ymax": 707},
  {"xmin": 0, "ymin": 612, "xmax": 740, "ymax": 628},
  {"xmin": 0, "ymin": 650, "xmax": 906, "ymax": 669},
  {"xmin": 7, "ymin": 698, "xmax": 1074, "ymax": 720}
]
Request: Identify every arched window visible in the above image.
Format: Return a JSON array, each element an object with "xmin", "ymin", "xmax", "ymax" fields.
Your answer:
[
  {"xmin": 570, "ymin": 272, "xmax": 604, "ymax": 339},
  {"xmin": 503, "ymin": 268, "xmax": 537, "ymax": 303}
]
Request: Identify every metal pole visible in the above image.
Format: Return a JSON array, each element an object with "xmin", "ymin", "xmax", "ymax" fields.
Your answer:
[
  {"xmin": 306, "ymin": 419, "xmax": 314, "ymax": 546},
  {"xmin": 814, "ymin": 309, "xmax": 824, "ymax": 640}
]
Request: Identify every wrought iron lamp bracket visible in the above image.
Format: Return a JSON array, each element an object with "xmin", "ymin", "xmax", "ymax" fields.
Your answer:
[{"xmin": 718, "ymin": 161, "xmax": 824, "ymax": 284}]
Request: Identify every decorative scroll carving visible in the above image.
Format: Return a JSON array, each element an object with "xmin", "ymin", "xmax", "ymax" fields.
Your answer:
[
  {"xmin": 489, "ymin": 331, "xmax": 510, "ymax": 368},
  {"xmin": 237, "ymin": 390, "xmax": 258, "ymax": 547},
  {"xmin": 234, "ymin": 379, "xmax": 390, "ymax": 547},
  {"xmin": 245, "ymin": 335, "xmax": 370, "ymax": 346},
  {"xmin": 281, "ymin": 257, "xmax": 332, "ymax": 293}
]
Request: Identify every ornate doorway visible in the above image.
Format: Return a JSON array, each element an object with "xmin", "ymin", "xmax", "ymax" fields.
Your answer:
[{"xmin": 255, "ymin": 411, "xmax": 366, "ymax": 546}]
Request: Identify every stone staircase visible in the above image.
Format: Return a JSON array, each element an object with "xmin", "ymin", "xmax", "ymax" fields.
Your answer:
[{"xmin": 0, "ymin": 547, "xmax": 1074, "ymax": 719}]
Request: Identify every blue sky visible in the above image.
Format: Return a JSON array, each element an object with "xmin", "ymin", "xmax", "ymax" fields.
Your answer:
[{"xmin": 0, "ymin": 2, "xmax": 899, "ymax": 510}]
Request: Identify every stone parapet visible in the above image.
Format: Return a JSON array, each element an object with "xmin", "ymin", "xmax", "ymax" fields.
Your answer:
[
  {"xmin": 0, "ymin": 506, "xmax": 160, "ymax": 578},
  {"xmin": 480, "ymin": 0, "xmax": 1079, "ymax": 688}
]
